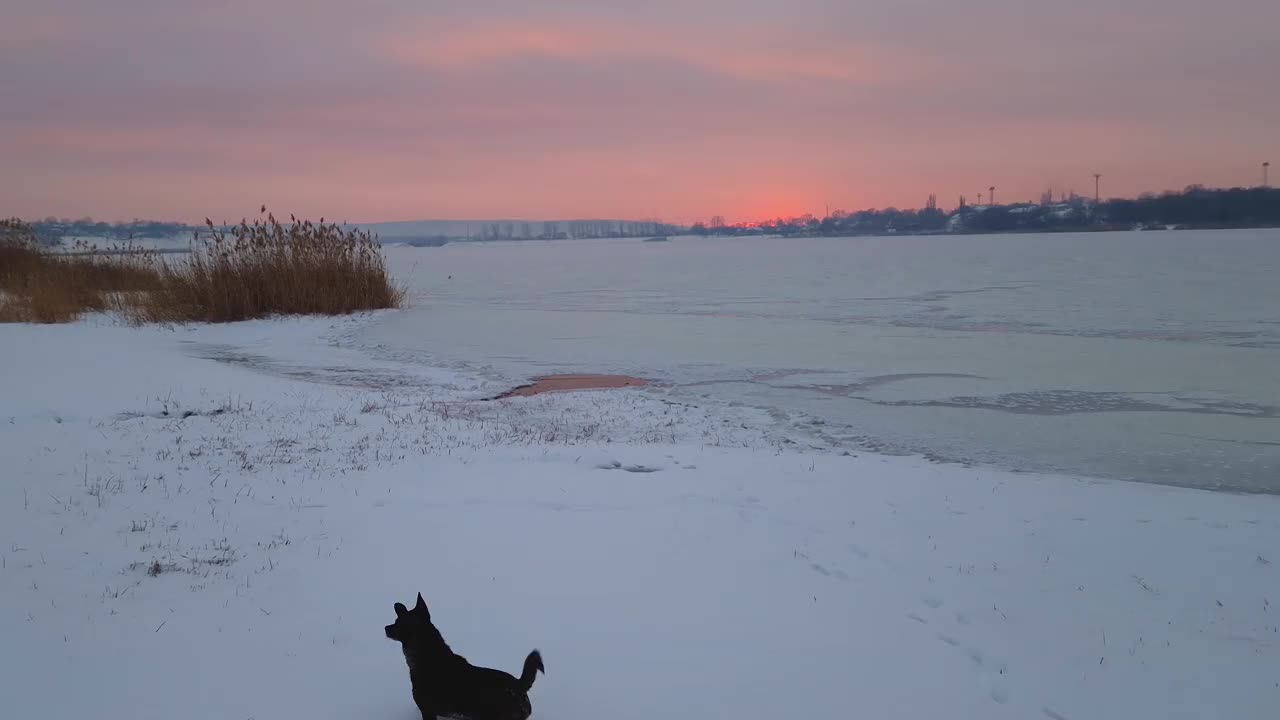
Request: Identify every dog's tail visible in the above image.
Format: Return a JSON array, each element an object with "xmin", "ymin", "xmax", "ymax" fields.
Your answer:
[{"xmin": 518, "ymin": 649, "xmax": 545, "ymax": 691}]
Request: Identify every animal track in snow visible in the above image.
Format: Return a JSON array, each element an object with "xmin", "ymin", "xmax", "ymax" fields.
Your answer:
[{"xmin": 808, "ymin": 563, "xmax": 849, "ymax": 581}]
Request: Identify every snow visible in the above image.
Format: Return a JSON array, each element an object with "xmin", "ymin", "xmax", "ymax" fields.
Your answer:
[
  {"xmin": 51, "ymin": 235, "xmax": 195, "ymax": 253},
  {"xmin": 1, "ymin": 315, "xmax": 1277, "ymax": 720}
]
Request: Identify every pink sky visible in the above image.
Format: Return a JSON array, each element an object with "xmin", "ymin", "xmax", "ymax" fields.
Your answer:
[{"xmin": 3, "ymin": 0, "xmax": 1277, "ymax": 224}]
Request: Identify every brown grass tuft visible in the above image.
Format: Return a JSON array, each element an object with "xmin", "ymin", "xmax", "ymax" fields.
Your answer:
[
  {"xmin": 1, "ymin": 218, "xmax": 161, "ymax": 323},
  {"xmin": 1, "ymin": 210, "xmax": 403, "ymax": 325},
  {"xmin": 128, "ymin": 209, "xmax": 403, "ymax": 323}
]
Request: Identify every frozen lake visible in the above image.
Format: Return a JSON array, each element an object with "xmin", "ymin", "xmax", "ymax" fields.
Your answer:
[{"xmin": 364, "ymin": 229, "xmax": 1280, "ymax": 492}]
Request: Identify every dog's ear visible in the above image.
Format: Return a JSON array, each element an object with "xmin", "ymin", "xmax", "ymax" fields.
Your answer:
[
  {"xmin": 414, "ymin": 592, "xmax": 430, "ymax": 619},
  {"xmin": 394, "ymin": 602, "xmax": 408, "ymax": 618}
]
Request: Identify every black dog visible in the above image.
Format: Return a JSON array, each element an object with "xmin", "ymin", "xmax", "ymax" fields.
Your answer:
[{"xmin": 385, "ymin": 593, "xmax": 544, "ymax": 720}]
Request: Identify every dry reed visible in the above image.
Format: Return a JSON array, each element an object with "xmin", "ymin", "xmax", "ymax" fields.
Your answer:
[
  {"xmin": 1, "ymin": 218, "xmax": 161, "ymax": 323},
  {"xmin": 1, "ymin": 209, "xmax": 403, "ymax": 324},
  {"xmin": 128, "ymin": 209, "xmax": 403, "ymax": 324}
]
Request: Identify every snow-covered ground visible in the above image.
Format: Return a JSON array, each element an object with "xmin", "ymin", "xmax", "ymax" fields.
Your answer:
[
  {"xmin": 1, "ymin": 315, "xmax": 1277, "ymax": 719},
  {"xmin": 51, "ymin": 235, "xmax": 195, "ymax": 253}
]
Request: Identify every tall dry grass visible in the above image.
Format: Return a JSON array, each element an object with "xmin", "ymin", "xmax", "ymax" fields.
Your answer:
[
  {"xmin": 1, "ymin": 218, "xmax": 161, "ymax": 323},
  {"xmin": 1, "ymin": 210, "xmax": 403, "ymax": 325},
  {"xmin": 127, "ymin": 209, "xmax": 403, "ymax": 323}
]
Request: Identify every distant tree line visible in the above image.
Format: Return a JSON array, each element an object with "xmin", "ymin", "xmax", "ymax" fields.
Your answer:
[
  {"xmin": 23, "ymin": 185, "xmax": 1280, "ymax": 247},
  {"xmin": 474, "ymin": 219, "xmax": 678, "ymax": 241},
  {"xmin": 693, "ymin": 204, "xmax": 949, "ymax": 237},
  {"xmin": 24, "ymin": 216, "xmax": 684, "ymax": 246},
  {"xmin": 27, "ymin": 217, "xmax": 197, "ymax": 245},
  {"xmin": 1104, "ymin": 186, "xmax": 1280, "ymax": 228},
  {"xmin": 692, "ymin": 186, "xmax": 1280, "ymax": 237}
]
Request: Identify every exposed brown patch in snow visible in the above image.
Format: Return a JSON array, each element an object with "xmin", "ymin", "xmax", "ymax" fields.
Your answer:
[{"xmin": 494, "ymin": 374, "xmax": 648, "ymax": 399}]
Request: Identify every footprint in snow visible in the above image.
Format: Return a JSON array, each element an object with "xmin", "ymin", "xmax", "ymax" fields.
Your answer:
[
  {"xmin": 922, "ymin": 593, "xmax": 944, "ymax": 609},
  {"xmin": 809, "ymin": 563, "xmax": 849, "ymax": 581}
]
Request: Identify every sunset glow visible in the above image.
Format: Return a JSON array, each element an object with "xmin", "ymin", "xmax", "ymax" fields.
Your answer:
[{"xmin": 3, "ymin": 0, "xmax": 1278, "ymax": 223}]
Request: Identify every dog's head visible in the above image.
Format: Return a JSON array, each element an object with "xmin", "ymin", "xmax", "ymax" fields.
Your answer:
[{"xmin": 385, "ymin": 592, "xmax": 448, "ymax": 648}]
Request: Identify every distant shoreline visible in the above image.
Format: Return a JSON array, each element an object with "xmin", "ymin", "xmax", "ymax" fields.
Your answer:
[
  {"xmin": 823, "ymin": 221, "xmax": 1280, "ymax": 239},
  {"xmin": 41, "ymin": 222, "xmax": 1280, "ymax": 257},
  {"xmin": 388, "ymin": 223, "xmax": 1280, "ymax": 243},
  {"xmin": 54, "ymin": 246, "xmax": 193, "ymax": 256}
]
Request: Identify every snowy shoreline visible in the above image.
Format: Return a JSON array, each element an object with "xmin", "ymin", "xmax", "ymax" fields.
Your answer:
[{"xmin": 2, "ymin": 314, "xmax": 1277, "ymax": 719}]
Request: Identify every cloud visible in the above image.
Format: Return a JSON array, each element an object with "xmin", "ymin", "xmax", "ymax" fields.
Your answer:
[
  {"xmin": 2, "ymin": 0, "xmax": 1278, "ymax": 221},
  {"xmin": 377, "ymin": 17, "xmax": 934, "ymax": 86}
]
